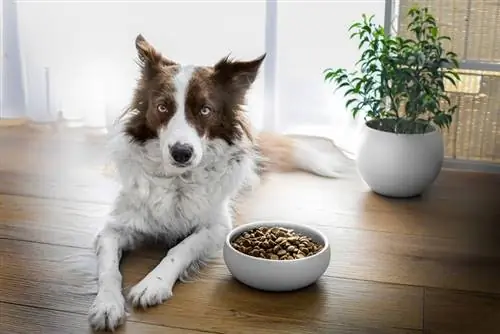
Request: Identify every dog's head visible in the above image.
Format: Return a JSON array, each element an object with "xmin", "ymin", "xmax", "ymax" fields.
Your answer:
[{"xmin": 124, "ymin": 34, "xmax": 265, "ymax": 175}]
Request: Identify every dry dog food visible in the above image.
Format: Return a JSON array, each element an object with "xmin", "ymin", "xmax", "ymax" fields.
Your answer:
[{"xmin": 231, "ymin": 226, "xmax": 324, "ymax": 260}]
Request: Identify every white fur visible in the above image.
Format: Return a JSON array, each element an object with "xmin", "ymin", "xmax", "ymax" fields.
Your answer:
[
  {"xmin": 292, "ymin": 140, "xmax": 345, "ymax": 178},
  {"xmin": 88, "ymin": 110, "xmax": 257, "ymax": 331},
  {"xmin": 160, "ymin": 65, "xmax": 202, "ymax": 175}
]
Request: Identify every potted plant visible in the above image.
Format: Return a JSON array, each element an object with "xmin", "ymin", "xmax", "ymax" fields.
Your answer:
[{"xmin": 324, "ymin": 5, "xmax": 460, "ymax": 198}]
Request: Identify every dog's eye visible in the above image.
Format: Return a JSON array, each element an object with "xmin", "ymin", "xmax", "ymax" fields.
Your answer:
[
  {"xmin": 157, "ymin": 104, "xmax": 168, "ymax": 113},
  {"xmin": 200, "ymin": 105, "xmax": 212, "ymax": 116}
]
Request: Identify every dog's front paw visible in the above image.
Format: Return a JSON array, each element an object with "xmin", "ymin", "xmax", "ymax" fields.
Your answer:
[
  {"xmin": 128, "ymin": 274, "xmax": 173, "ymax": 308},
  {"xmin": 88, "ymin": 289, "xmax": 126, "ymax": 332}
]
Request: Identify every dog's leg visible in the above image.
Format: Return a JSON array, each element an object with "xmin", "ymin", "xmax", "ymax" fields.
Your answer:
[
  {"xmin": 88, "ymin": 224, "xmax": 135, "ymax": 331},
  {"xmin": 128, "ymin": 208, "xmax": 231, "ymax": 308}
]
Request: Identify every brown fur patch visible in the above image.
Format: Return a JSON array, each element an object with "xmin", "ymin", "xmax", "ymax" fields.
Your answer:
[
  {"xmin": 123, "ymin": 35, "xmax": 181, "ymax": 144},
  {"xmin": 183, "ymin": 67, "xmax": 255, "ymax": 145},
  {"xmin": 124, "ymin": 65, "xmax": 180, "ymax": 144}
]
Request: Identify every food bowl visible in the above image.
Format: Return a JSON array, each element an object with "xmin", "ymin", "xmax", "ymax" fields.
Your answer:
[{"xmin": 223, "ymin": 221, "xmax": 331, "ymax": 292}]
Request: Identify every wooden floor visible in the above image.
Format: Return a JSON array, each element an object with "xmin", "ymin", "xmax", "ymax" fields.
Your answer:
[{"xmin": 1, "ymin": 124, "xmax": 500, "ymax": 334}]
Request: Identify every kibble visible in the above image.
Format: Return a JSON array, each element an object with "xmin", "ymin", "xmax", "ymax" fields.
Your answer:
[{"xmin": 231, "ymin": 226, "xmax": 324, "ymax": 260}]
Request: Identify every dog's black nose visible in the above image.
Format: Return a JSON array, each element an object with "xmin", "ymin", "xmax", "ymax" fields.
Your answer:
[{"xmin": 169, "ymin": 143, "xmax": 194, "ymax": 165}]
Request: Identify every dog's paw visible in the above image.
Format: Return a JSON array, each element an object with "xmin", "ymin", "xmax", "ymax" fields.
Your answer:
[
  {"xmin": 88, "ymin": 289, "xmax": 126, "ymax": 332},
  {"xmin": 128, "ymin": 274, "xmax": 173, "ymax": 308}
]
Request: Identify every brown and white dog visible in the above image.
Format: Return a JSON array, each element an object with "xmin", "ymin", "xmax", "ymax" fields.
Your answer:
[{"xmin": 88, "ymin": 34, "xmax": 343, "ymax": 331}]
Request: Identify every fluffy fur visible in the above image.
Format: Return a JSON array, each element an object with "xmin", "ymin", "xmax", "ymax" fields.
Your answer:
[{"xmin": 88, "ymin": 35, "xmax": 343, "ymax": 331}]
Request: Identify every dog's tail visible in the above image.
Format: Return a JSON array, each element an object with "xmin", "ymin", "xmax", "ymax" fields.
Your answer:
[{"xmin": 256, "ymin": 132, "xmax": 345, "ymax": 178}]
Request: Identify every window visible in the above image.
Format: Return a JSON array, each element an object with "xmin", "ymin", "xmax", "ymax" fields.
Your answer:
[{"xmin": 393, "ymin": 0, "xmax": 500, "ymax": 163}]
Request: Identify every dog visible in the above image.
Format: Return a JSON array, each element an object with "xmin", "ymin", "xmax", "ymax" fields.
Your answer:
[{"xmin": 88, "ymin": 34, "xmax": 343, "ymax": 331}]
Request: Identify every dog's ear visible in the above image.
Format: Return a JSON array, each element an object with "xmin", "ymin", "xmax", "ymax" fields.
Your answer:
[
  {"xmin": 135, "ymin": 34, "xmax": 176, "ymax": 76},
  {"xmin": 213, "ymin": 54, "xmax": 266, "ymax": 91}
]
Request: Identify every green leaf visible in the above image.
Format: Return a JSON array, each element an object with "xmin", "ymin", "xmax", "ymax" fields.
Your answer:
[
  {"xmin": 346, "ymin": 98, "xmax": 358, "ymax": 109},
  {"xmin": 430, "ymin": 26, "xmax": 438, "ymax": 38},
  {"xmin": 355, "ymin": 80, "xmax": 363, "ymax": 92},
  {"xmin": 324, "ymin": 72, "xmax": 335, "ymax": 81},
  {"xmin": 443, "ymin": 73, "xmax": 457, "ymax": 86},
  {"xmin": 448, "ymin": 105, "xmax": 458, "ymax": 114},
  {"xmin": 359, "ymin": 37, "xmax": 369, "ymax": 49},
  {"xmin": 338, "ymin": 74, "xmax": 348, "ymax": 82},
  {"xmin": 432, "ymin": 111, "xmax": 454, "ymax": 130},
  {"xmin": 348, "ymin": 22, "xmax": 362, "ymax": 31},
  {"xmin": 439, "ymin": 58, "xmax": 451, "ymax": 67},
  {"xmin": 338, "ymin": 82, "xmax": 351, "ymax": 89},
  {"xmin": 440, "ymin": 94, "xmax": 451, "ymax": 105},
  {"xmin": 352, "ymin": 107, "xmax": 360, "ymax": 119},
  {"xmin": 344, "ymin": 88, "xmax": 357, "ymax": 97},
  {"xmin": 436, "ymin": 79, "xmax": 445, "ymax": 91}
]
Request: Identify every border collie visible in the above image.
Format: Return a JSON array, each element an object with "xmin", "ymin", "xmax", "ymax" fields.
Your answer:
[{"xmin": 88, "ymin": 34, "xmax": 343, "ymax": 331}]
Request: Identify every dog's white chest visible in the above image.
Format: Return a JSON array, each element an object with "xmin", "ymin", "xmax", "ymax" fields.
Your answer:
[{"xmin": 146, "ymin": 178, "xmax": 211, "ymax": 224}]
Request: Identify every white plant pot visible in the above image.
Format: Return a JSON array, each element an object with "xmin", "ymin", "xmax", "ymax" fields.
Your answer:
[{"xmin": 356, "ymin": 120, "xmax": 444, "ymax": 198}]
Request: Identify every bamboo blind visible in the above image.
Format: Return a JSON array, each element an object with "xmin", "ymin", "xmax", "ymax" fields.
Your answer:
[{"xmin": 396, "ymin": 0, "xmax": 500, "ymax": 163}]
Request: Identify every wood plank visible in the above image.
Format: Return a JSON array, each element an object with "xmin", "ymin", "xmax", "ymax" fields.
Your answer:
[
  {"xmin": 0, "ymin": 123, "xmax": 107, "ymax": 142},
  {"xmin": 324, "ymin": 227, "xmax": 500, "ymax": 294},
  {"xmin": 0, "ymin": 170, "xmax": 118, "ymax": 204},
  {"xmin": 424, "ymin": 288, "xmax": 500, "ymax": 334},
  {"xmin": 0, "ymin": 118, "xmax": 29, "ymax": 127},
  {"xmin": 0, "ymin": 239, "xmax": 424, "ymax": 333},
  {"xmin": 0, "ymin": 126, "xmax": 118, "ymax": 203},
  {"xmin": 0, "ymin": 302, "xmax": 215, "ymax": 334},
  {"xmin": 0, "ymin": 125, "xmax": 110, "ymax": 175},
  {"xmin": 0, "ymin": 194, "xmax": 108, "ymax": 248}
]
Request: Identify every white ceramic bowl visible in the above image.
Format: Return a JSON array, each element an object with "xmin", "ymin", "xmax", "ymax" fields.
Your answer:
[{"xmin": 223, "ymin": 221, "xmax": 331, "ymax": 292}]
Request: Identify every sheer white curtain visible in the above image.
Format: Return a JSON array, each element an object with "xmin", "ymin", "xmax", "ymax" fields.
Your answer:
[
  {"xmin": 3, "ymin": 0, "xmax": 386, "ymax": 159},
  {"xmin": 274, "ymin": 0, "xmax": 385, "ymax": 158},
  {"xmin": 5, "ymin": 0, "xmax": 266, "ymax": 128}
]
